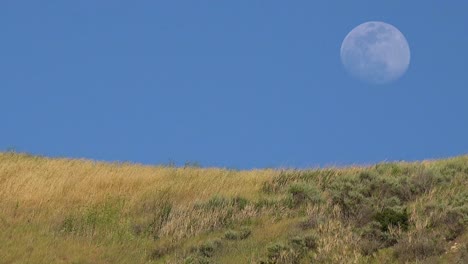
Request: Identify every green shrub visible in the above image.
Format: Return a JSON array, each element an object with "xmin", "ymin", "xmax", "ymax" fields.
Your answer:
[
  {"xmin": 254, "ymin": 198, "xmax": 281, "ymax": 210},
  {"xmin": 261, "ymin": 235, "xmax": 317, "ymax": 264},
  {"xmin": 298, "ymin": 214, "xmax": 325, "ymax": 230},
  {"xmin": 184, "ymin": 255, "xmax": 213, "ymax": 264},
  {"xmin": 224, "ymin": 228, "xmax": 251, "ymax": 240},
  {"xmin": 287, "ymin": 183, "xmax": 322, "ymax": 208},
  {"xmin": 149, "ymin": 243, "xmax": 175, "ymax": 260},
  {"xmin": 232, "ymin": 196, "xmax": 249, "ymax": 210},
  {"xmin": 264, "ymin": 243, "xmax": 295, "ymax": 264},
  {"xmin": 289, "ymin": 235, "xmax": 318, "ymax": 253},
  {"xmin": 358, "ymin": 221, "xmax": 398, "ymax": 255},
  {"xmin": 438, "ymin": 160, "xmax": 468, "ymax": 177},
  {"xmin": 410, "ymin": 169, "xmax": 442, "ymax": 196},
  {"xmin": 374, "ymin": 208, "xmax": 409, "ymax": 232},
  {"xmin": 196, "ymin": 239, "xmax": 223, "ymax": 258},
  {"xmin": 374, "ymin": 163, "xmax": 404, "ymax": 176},
  {"xmin": 330, "ymin": 179, "xmax": 366, "ymax": 219},
  {"xmin": 439, "ymin": 209, "xmax": 466, "ymax": 241}
]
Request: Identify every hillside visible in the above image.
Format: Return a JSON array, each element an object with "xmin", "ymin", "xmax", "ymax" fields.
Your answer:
[{"xmin": 0, "ymin": 152, "xmax": 467, "ymax": 263}]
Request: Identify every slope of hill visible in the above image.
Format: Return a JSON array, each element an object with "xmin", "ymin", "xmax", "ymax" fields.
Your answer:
[{"xmin": 0, "ymin": 152, "xmax": 467, "ymax": 263}]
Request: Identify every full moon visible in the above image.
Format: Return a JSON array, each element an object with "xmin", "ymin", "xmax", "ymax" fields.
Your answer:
[{"xmin": 340, "ymin": 21, "xmax": 410, "ymax": 85}]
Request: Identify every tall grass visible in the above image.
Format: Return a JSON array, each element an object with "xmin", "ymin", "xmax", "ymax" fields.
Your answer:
[{"xmin": 0, "ymin": 152, "xmax": 467, "ymax": 263}]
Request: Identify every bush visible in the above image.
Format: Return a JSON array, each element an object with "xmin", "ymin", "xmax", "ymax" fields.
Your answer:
[
  {"xmin": 224, "ymin": 228, "xmax": 251, "ymax": 240},
  {"xmin": 374, "ymin": 163, "xmax": 404, "ymax": 176},
  {"xmin": 195, "ymin": 239, "xmax": 223, "ymax": 258},
  {"xmin": 232, "ymin": 196, "xmax": 249, "ymax": 210},
  {"xmin": 437, "ymin": 209, "xmax": 466, "ymax": 241},
  {"xmin": 438, "ymin": 160, "xmax": 468, "ymax": 177},
  {"xmin": 393, "ymin": 232, "xmax": 445, "ymax": 262},
  {"xmin": 184, "ymin": 256, "xmax": 213, "ymax": 264},
  {"xmin": 260, "ymin": 235, "xmax": 317, "ymax": 264},
  {"xmin": 264, "ymin": 243, "xmax": 296, "ymax": 264},
  {"xmin": 287, "ymin": 183, "xmax": 322, "ymax": 208},
  {"xmin": 410, "ymin": 169, "xmax": 441, "ymax": 196},
  {"xmin": 298, "ymin": 215, "xmax": 325, "ymax": 230},
  {"xmin": 358, "ymin": 221, "xmax": 398, "ymax": 255},
  {"xmin": 330, "ymin": 180, "xmax": 366, "ymax": 219},
  {"xmin": 374, "ymin": 208, "xmax": 409, "ymax": 232},
  {"xmin": 149, "ymin": 243, "xmax": 175, "ymax": 260},
  {"xmin": 291, "ymin": 235, "xmax": 318, "ymax": 250}
]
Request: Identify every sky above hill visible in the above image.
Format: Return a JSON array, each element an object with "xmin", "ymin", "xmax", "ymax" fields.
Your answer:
[{"xmin": 1, "ymin": 1, "xmax": 467, "ymax": 168}]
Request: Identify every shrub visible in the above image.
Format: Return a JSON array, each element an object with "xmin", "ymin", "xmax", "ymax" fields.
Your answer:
[
  {"xmin": 261, "ymin": 235, "xmax": 317, "ymax": 264},
  {"xmin": 232, "ymin": 196, "xmax": 249, "ymax": 210},
  {"xmin": 254, "ymin": 198, "xmax": 280, "ymax": 210},
  {"xmin": 374, "ymin": 163, "xmax": 403, "ymax": 176},
  {"xmin": 149, "ymin": 243, "xmax": 175, "ymax": 260},
  {"xmin": 224, "ymin": 228, "xmax": 251, "ymax": 240},
  {"xmin": 264, "ymin": 243, "xmax": 296, "ymax": 264},
  {"xmin": 184, "ymin": 256, "xmax": 213, "ymax": 264},
  {"xmin": 374, "ymin": 208, "xmax": 409, "ymax": 232},
  {"xmin": 439, "ymin": 209, "xmax": 466, "ymax": 241},
  {"xmin": 194, "ymin": 239, "xmax": 223, "ymax": 258},
  {"xmin": 410, "ymin": 169, "xmax": 441, "ymax": 196},
  {"xmin": 330, "ymin": 181, "xmax": 366, "ymax": 219},
  {"xmin": 298, "ymin": 214, "xmax": 325, "ymax": 230},
  {"xmin": 287, "ymin": 183, "xmax": 322, "ymax": 208},
  {"xmin": 393, "ymin": 232, "xmax": 445, "ymax": 262},
  {"xmin": 439, "ymin": 160, "xmax": 468, "ymax": 177},
  {"xmin": 358, "ymin": 221, "xmax": 398, "ymax": 255},
  {"xmin": 302, "ymin": 235, "xmax": 318, "ymax": 250}
]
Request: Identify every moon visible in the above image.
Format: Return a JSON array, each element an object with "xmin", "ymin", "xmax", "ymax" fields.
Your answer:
[{"xmin": 340, "ymin": 21, "xmax": 410, "ymax": 85}]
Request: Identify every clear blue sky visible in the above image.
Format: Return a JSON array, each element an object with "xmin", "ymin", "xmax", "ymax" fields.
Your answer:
[{"xmin": 1, "ymin": 1, "xmax": 467, "ymax": 168}]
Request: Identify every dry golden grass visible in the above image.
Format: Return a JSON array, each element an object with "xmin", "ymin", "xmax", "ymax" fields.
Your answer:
[{"xmin": 0, "ymin": 152, "xmax": 467, "ymax": 263}]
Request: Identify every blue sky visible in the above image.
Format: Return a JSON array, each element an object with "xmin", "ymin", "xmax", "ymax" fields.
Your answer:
[{"xmin": 1, "ymin": 1, "xmax": 467, "ymax": 168}]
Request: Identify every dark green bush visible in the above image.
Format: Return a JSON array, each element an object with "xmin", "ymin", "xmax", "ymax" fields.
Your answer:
[{"xmin": 374, "ymin": 208, "xmax": 409, "ymax": 232}]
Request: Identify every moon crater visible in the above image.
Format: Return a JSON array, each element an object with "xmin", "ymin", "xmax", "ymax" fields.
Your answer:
[{"xmin": 340, "ymin": 21, "xmax": 410, "ymax": 85}]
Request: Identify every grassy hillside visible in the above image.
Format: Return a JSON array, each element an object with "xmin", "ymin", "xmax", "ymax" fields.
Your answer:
[{"xmin": 1, "ymin": 152, "xmax": 467, "ymax": 263}]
